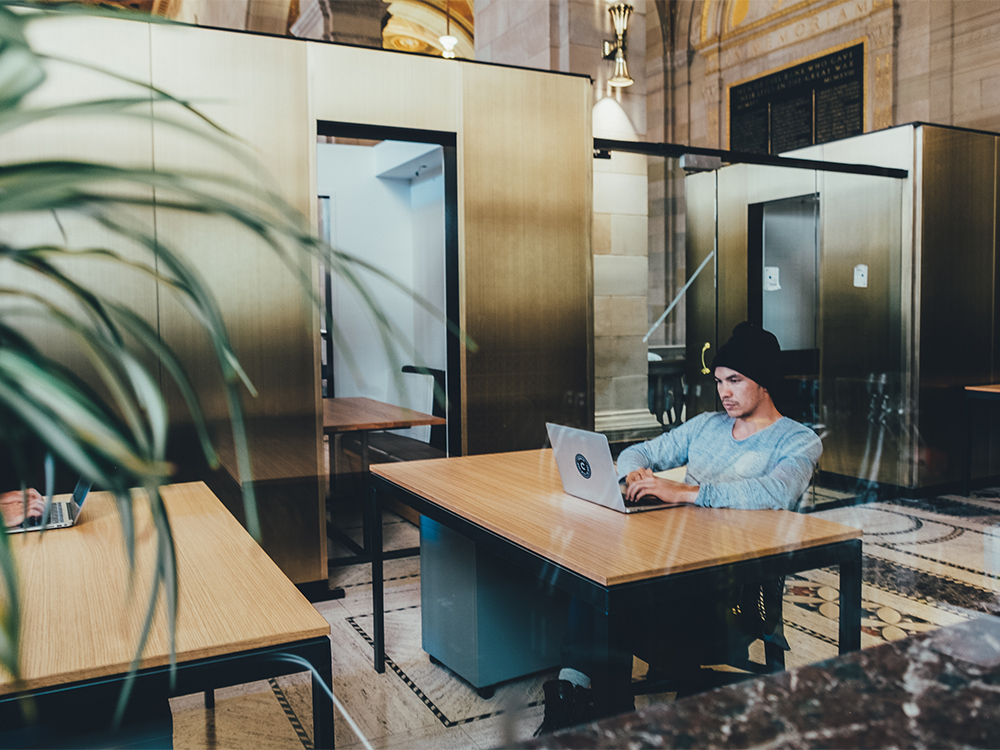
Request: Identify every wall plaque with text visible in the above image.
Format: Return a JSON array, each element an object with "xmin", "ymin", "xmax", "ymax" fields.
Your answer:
[{"xmin": 729, "ymin": 44, "xmax": 864, "ymax": 155}]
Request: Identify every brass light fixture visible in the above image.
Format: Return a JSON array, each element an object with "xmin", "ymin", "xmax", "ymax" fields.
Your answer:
[
  {"xmin": 602, "ymin": 2, "xmax": 634, "ymax": 88},
  {"xmin": 439, "ymin": 0, "xmax": 458, "ymax": 59}
]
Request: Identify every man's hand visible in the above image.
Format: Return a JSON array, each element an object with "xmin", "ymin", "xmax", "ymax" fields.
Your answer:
[
  {"xmin": 624, "ymin": 475, "xmax": 698, "ymax": 505},
  {"xmin": 624, "ymin": 467, "xmax": 655, "ymax": 485},
  {"xmin": 0, "ymin": 488, "xmax": 45, "ymax": 528}
]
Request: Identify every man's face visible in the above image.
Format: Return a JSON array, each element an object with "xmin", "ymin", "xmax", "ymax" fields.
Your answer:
[{"xmin": 714, "ymin": 366, "xmax": 769, "ymax": 419}]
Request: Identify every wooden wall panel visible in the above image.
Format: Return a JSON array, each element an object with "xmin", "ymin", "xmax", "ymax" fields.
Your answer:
[
  {"xmin": 148, "ymin": 24, "xmax": 324, "ymax": 582},
  {"xmin": 461, "ymin": 65, "xmax": 592, "ymax": 454},
  {"xmin": 149, "ymin": 24, "xmax": 316, "ymax": 426},
  {"xmin": 0, "ymin": 16, "xmax": 158, "ymax": 489},
  {"xmin": 306, "ymin": 44, "xmax": 461, "ymax": 133},
  {"xmin": 919, "ymin": 127, "xmax": 997, "ymax": 488}
]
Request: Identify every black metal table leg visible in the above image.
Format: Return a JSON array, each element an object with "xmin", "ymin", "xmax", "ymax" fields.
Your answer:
[
  {"xmin": 839, "ymin": 539, "xmax": 863, "ymax": 654},
  {"xmin": 325, "ymin": 429, "xmax": 352, "ymax": 600},
  {"xmin": 371, "ymin": 481, "xmax": 385, "ymax": 673},
  {"xmin": 962, "ymin": 390, "xmax": 972, "ymax": 496},
  {"xmin": 590, "ymin": 602, "xmax": 631, "ymax": 718},
  {"xmin": 327, "ymin": 430, "xmax": 374, "ymax": 599},
  {"xmin": 360, "ymin": 432, "xmax": 371, "ymax": 554},
  {"xmin": 308, "ymin": 640, "xmax": 336, "ymax": 749}
]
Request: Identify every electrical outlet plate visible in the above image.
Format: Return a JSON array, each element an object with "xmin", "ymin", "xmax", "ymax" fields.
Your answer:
[{"xmin": 853, "ymin": 264, "xmax": 868, "ymax": 288}]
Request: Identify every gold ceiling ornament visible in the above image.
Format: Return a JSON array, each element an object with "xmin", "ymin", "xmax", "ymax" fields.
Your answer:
[
  {"xmin": 385, "ymin": 33, "xmax": 435, "ymax": 54},
  {"xmin": 602, "ymin": 2, "xmax": 634, "ymax": 88}
]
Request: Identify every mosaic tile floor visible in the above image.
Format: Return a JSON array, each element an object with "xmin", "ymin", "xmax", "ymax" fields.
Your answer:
[{"xmin": 165, "ymin": 488, "xmax": 1000, "ymax": 750}]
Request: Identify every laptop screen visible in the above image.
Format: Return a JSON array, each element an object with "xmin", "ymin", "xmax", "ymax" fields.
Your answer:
[{"xmin": 71, "ymin": 477, "xmax": 92, "ymax": 507}]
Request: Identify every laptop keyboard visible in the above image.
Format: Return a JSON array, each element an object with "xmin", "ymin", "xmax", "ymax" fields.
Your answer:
[
  {"xmin": 24, "ymin": 502, "xmax": 67, "ymax": 527},
  {"xmin": 624, "ymin": 493, "xmax": 669, "ymax": 507}
]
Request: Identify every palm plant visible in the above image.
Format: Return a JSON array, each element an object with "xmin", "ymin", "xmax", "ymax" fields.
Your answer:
[{"xmin": 0, "ymin": 0, "xmax": 450, "ymax": 719}]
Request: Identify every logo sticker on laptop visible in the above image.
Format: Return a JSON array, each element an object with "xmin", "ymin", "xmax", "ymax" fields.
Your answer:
[{"xmin": 575, "ymin": 454, "xmax": 592, "ymax": 479}]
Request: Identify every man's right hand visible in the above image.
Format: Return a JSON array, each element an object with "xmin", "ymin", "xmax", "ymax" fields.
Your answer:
[
  {"xmin": 624, "ymin": 468, "xmax": 655, "ymax": 485},
  {"xmin": 0, "ymin": 488, "xmax": 45, "ymax": 528}
]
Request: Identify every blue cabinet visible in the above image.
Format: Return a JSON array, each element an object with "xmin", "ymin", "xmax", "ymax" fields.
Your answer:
[{"xmin": 420, "ymin": 517, "xmax": 569, "ymax": 690}]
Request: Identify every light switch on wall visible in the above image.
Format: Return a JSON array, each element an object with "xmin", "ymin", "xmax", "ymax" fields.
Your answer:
[{"xmin": 853, "ymin": 264, "xmax": 868, "ymax": 288}]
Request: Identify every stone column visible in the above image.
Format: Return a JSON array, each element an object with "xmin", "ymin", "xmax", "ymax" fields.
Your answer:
[
  {"xmin": 292, "ymin": 0, "xmax": 389, "ymax": 46},
  {"xmin": 593, "ymin": 102, "xmax": 662, "ymax": 441}
]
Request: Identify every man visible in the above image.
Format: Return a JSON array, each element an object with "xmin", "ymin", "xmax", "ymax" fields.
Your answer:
[
  {"xmin": 537, "ymin": 321, "xmax": 823, "ymax": 735},
  {"xmin": 0, "ymin": 487, "xmax": 45, "ymax": 528}
]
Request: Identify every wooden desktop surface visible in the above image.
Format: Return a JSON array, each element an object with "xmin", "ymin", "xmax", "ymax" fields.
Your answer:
[
  {"xmin": 371, "ymin": 450, "xmax": 861, "ymax": 587},
  {"xmin": 323, "ymin": 397, "xmax": 446, "ymax": 434},
  {"xmin": 0, "ymin": 482, "xmax": 330, "ymax": 695}
]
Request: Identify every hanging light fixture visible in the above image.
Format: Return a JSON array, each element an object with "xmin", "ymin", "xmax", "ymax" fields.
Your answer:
[
  {"xmin": 602, "ymin": 2, "xmax": 634, "ymax": 88},
  {"xmin": 439, "ymin": 0, "xmax": 458, "ymax": 59}
]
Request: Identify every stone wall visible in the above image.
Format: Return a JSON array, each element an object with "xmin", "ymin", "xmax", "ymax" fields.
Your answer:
[
  {"xmin": 644, "ymin": 0, "xmax": 1000, "ymax": 370},
  {"xmin": 659, "ymin": 0, "xmax": 1000, "ymax": 148},
  {"xmin": 894, "ymin": 0, "xmax": 1000, "ymax": 130}
]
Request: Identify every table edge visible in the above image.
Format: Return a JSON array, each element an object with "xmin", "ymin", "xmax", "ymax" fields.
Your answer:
[
  {"xmin": 0, "ymin": 626, "xmax": 332, "ymax": 697},
  {"xmin": 371, "ymin": 472, "xmax": 862, "ymax": 588}
]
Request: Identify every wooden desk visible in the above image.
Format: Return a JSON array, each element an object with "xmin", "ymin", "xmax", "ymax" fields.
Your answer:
[
  {"xmin": 324, "ymin": 397, "xmax": 446, "ymax": 485},
  {"xmin": 962, "ymin": 384, "xmax": 1000, "ymax": 495},
  {"xmin": 370, "ymin": 450, "xmax": 863, "ymax": 715},
  {"xmin": 0, "ymin": 483, "xmax": 333, "ymax": 746},
  {"xmin": 324, "ymin": 397, "xmax": 446, "ymax": 567},
  {"xmin": 324, "ymin": 396, "xmax": 447, "ymax": 435}
]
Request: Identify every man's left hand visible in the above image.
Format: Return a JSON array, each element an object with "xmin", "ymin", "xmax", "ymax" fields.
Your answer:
[{"xmin": 625, "ymin": 476, "xmax": 698, "ymax": 505}]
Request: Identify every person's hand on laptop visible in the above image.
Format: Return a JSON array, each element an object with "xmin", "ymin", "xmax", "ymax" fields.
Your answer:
[
  {"xmin": 624, "ymin": 472, "xmax": 698, "ymax": 505},
  {"xmin": 623, "ymin": 468, "xmax": 655, "ymax": 485},
  {"xmin": 1, "ymin": 488, "xmax": 45, "ymax": 528}
]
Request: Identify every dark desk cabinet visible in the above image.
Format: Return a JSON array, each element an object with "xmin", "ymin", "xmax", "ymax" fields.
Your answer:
[{"xmin": 420, "ymin": 517, "xmax": 568, "ymax": 693}]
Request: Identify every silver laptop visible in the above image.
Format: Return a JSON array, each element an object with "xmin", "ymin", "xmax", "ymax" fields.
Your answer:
[
  {"xmin": 545, "ymin": 423, "xmax": 684, "ymax": 513},
  {"xmin": 7, "ymin": 478, "xmax": 92, "ymax": 534}
]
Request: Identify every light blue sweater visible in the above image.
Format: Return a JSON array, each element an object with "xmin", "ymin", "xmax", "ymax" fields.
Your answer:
[{"xmin": 616, "ymin": 412, "xmax": 822, "ymax": 510}]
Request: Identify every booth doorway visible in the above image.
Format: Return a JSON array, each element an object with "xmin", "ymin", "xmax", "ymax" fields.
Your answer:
[
  {"xmin": 748, "ymin": 194, "xmax": 820, "ymax": 425},
  {"xmin": 316, "ymin": 121, "xmax": 460, "ymax": 455}
]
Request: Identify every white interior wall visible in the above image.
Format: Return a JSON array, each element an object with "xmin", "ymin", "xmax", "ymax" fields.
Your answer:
[
  {"xmin": 316, "ymin": 141, "xmax": 446, "ymax": 441},
  {"xmin": 407, "ymin": 170, "xmax": 446, "ymax": 442},
  {"xmin": 410, "ymin": 171, "xmax": 447, "ymax": 368}
]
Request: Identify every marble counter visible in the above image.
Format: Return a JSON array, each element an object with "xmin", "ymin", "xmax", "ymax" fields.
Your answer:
[{"xmin": 520, "ymin": 615, "xmax": 1000, "ymax": 749}]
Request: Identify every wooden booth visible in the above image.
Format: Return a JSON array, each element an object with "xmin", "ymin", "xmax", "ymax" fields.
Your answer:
[{"xmin": 0, "ymin": 13, "xmax": 594, "ymax": 590}]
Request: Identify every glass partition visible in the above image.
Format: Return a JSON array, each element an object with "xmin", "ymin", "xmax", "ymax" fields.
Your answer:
[
  {"xmin": 598, "ymin": 143, "xmax": 906, "ymax": 508},
  {"xmin": 592, "ymin": 141, "xmax": 914, "ymax": 711}
]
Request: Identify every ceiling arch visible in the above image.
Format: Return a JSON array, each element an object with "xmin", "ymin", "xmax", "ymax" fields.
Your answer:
[{"xmin": 384, "ymin": 0, "xmax": 474, "ymax": 58}]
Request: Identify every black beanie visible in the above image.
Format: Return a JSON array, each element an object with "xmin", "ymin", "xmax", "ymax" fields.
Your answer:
[{"xmin": 710, "ymin": 321, "xmax": 781, "ymax": 393}]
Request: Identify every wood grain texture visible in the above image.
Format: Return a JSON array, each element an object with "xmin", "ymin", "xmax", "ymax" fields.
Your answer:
[
  {"xmin": 307, "ymin": 42, "xmax": 460, "ymax": 132},
  {"xmin": 372, "ymin": 450, "xmax": 861, "ymax": 587},
  {"xmin": 0, "ymin": 483, "xmax": 329, "ymax": 695},
  {"xmin": 0, "ymin": 15, "xmax": 160, "ymax": 395},
  {"xmin": 149, "ymin": 23, "xmax": 317, "ymax": 426},
  {"xmin": 324, "ymin": 397, "xmax": 446, "ymax": 434},
  {"xmin": 147, "ymin": 24, "xmax": 326, "ymax": 582},
  {"xmin": 461, "ymin": 65, "xmax": 593, "ymax": 454},
  {"xmin": 212, "ymin": 416, "xmax": 322, "ymax": 485}
]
